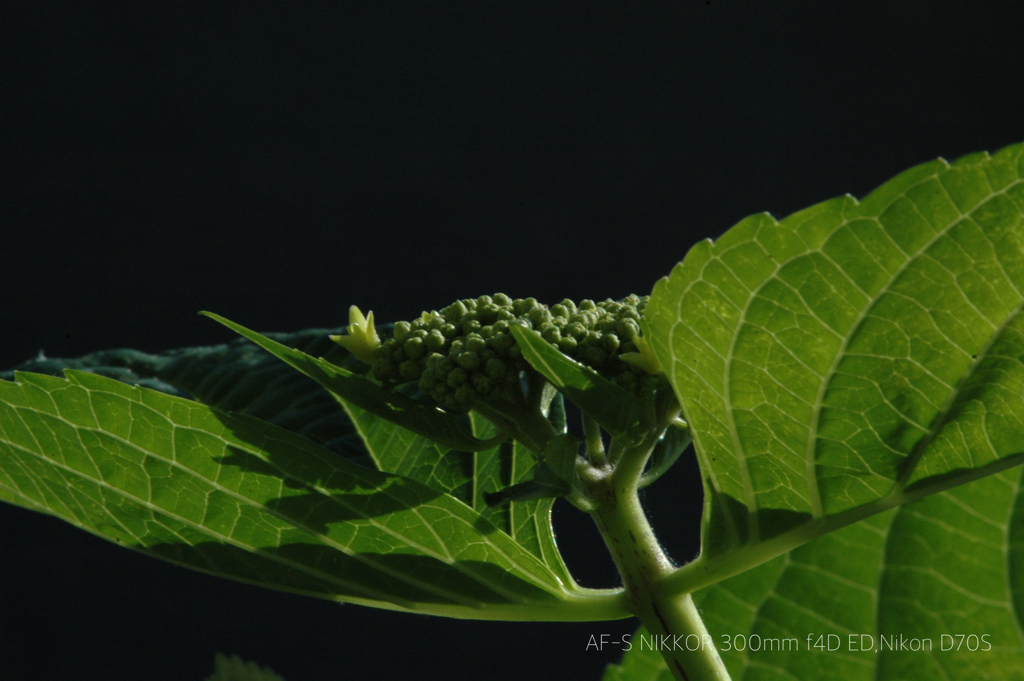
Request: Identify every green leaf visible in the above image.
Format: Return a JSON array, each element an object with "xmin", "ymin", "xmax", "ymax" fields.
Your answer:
[
  {"xmin": 337, "ymin": 395, "xmax": 475, "ymax": 504},
  {"xmin": 0, "ymin": 328, "xmax": 370, "ymax": 463},
  {"xmin": 155, "ymin": 326, "xmax": 369, "ymax": 459},
  {"xmin": 0, "ymin": 370, "xmax": 627, "ymax": 621},
  {"xmin": 602, "ymin": 626, "xmax": 675, "ymax": 681},
  {"xmin": 206, "ymin": 654, "xmax": 285, "ymax": 681},
  {"xmin": 469, "ymin": 410, "xmax": 577, "ymax": 585},
  {"xmin": 469, "ymin": 411, "xmax": 515, "ymax": 525},
  {"xmin": 511, "ymin": 325, "xmax": 640, "ymax": 437},
  {"xmin": 646, "ymin": 142, "xmax": 1024, "ymax": 584},
  {"xmin": 639, "ymin": 421, "xmax": 692, "ymax": 490},
  {"xmin": 201, "ymin": 312, "xmax": 506, "ymax": 453},
  {"xmin": 333, "ymin": 395, "xmax": 575, "ymax": 584},
  {"xmin": 483, "ymin": 434, "xmax": 581, "ymax": 506},
  {"xmin": 693, "ymin": 468, "xmax": 1024, "ymax": 680},
  {"xmin": 5, "ymin": 322, "xmax": 581, "ymax": 588}
]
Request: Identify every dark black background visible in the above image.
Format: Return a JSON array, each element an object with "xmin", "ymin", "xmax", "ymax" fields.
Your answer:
[{"xmin": 1, "ymin": 3, "xmax": 1020, "ymax": 680}]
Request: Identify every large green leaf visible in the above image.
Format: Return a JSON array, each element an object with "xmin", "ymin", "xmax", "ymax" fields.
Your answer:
[
  {"xmin": 604, "ymin": 470, "xmax": 1024, "ymax": 680},
  {"xmin": 202, "ymin": 312, "xmax": 506, "ymax": 453},
  {"xmin": 692, "ymin": 468, "xmax": 1024, "ymax": 680},
  {"xmin": 0, "ymin": 370, "xmax": 627, "ymax": 621},
  {"xmin": 602, "ymin": 626, "xmax": 675, "ymax": 681},
  {"xmin": 0, "ymin": 327, "xmax": 370, "ymax": 463},
  {"xmin": 646, "ymin": 142, "xmax": 1024, "ymax": 586},
  {"xmin": 155, "ymin": 326, "xmax": 368, "ymax": 460},
  {"xmin": 3, "ymin": 321, "xmax": 581, "ymax": 589}
]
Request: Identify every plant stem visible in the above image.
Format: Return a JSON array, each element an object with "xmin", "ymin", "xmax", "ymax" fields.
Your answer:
[{"xmin": 585, "ymin": 440, "xmax": 731, "ymax": 681}]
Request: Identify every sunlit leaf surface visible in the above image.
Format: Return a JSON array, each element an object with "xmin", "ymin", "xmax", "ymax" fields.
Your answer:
[
  {"xmin": 693, "ymin": 469, "xmax": 1024, "ymax": 680},
  {"xmin": 0, "ymin": 370, "xmax": 626, "ymax": 620},
  {"xmin": 0, "ymin": 327, "xmax": 369, "ymax": 463},
  {"xmin": 647, "ymin": 142, "xmax": 1024, "ymax": 563}
]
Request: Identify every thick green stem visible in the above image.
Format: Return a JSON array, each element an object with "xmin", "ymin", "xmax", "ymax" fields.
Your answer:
[{"xmin": 585, "ymin": 440, "xmax": 731, "ymax": 681}]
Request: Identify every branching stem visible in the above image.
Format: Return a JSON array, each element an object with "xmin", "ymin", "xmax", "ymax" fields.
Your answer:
[{"xmin": 584, "ymin": 435, "xmax": 731, "ymax": 681}]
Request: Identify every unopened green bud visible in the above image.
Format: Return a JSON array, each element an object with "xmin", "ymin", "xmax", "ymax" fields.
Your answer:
[
  {"xmin": 404, "ymin": 336, "xmax": 426, "ymax": 359},
  {"xmin": 447, "ymin": 368, "xmax": 469, "ymax": 387},
  {"xmin": 528, "ymin": 308, "xmax": 550, "ymax": 326},
  {"xmin": 419, "ymin": 370, "xmax": 439, "ymax": 390},
  {"xmin": 549, "ymin": 303, "xmax": 570, "ymax": 319},
  {"xmin": 374, "ymin": 359, "xmax": 397, "ymax": 381},
  {"xmin": 618, "ymin": 319, "xmax": 641, "ymax": 340},
  {"xmin": 455, "ymin": 384, "xmax": 475, "ymax": 406},
  {"xmin": 566, "ymin": 322, "xmax": 587, "ymax": 341},
  {"xmin": 485, "ymin": 358, "xmax": 507, "ymax": 380},
  {"xmin": 425, "ymin": 329, "xmax": 446, "ymax": 351},
  {"xmin": 472, "ymin": 373, "xmax": 493, "ymax": 394},
  {"xmin": 399, "ymin": 360, "xmax": 421, "ymax": 381},
  {"xmin": 393, "ymin": 321, "xmax": 412, "ymax": 342},
  {"xmin": 458, "ymin": 351, "xmax": 482, "ymax": 370},
  {"xmin": 443, "ymin": 300, "xmax": 468, "ymax": 321},
  {"xmin": 491, "ymin": 333, "xmax": 515, "ymax": 355},
  {"xmin": 542, "ymin": 326, "xmax": 561, "ymax": 343}
]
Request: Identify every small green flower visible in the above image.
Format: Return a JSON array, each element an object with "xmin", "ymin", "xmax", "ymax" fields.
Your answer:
[
  {"xmin": 330, "ymin": 305, "xmax": 381, "ymax": 363},
  {"xmin": 621, "ymin": 334, "xmax": 663, "ymax": 375}
]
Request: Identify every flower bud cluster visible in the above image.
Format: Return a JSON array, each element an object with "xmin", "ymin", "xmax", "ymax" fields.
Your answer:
[{"xmin": 373, "ymin": 293, "xmax": 651, "ymax": 411}]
